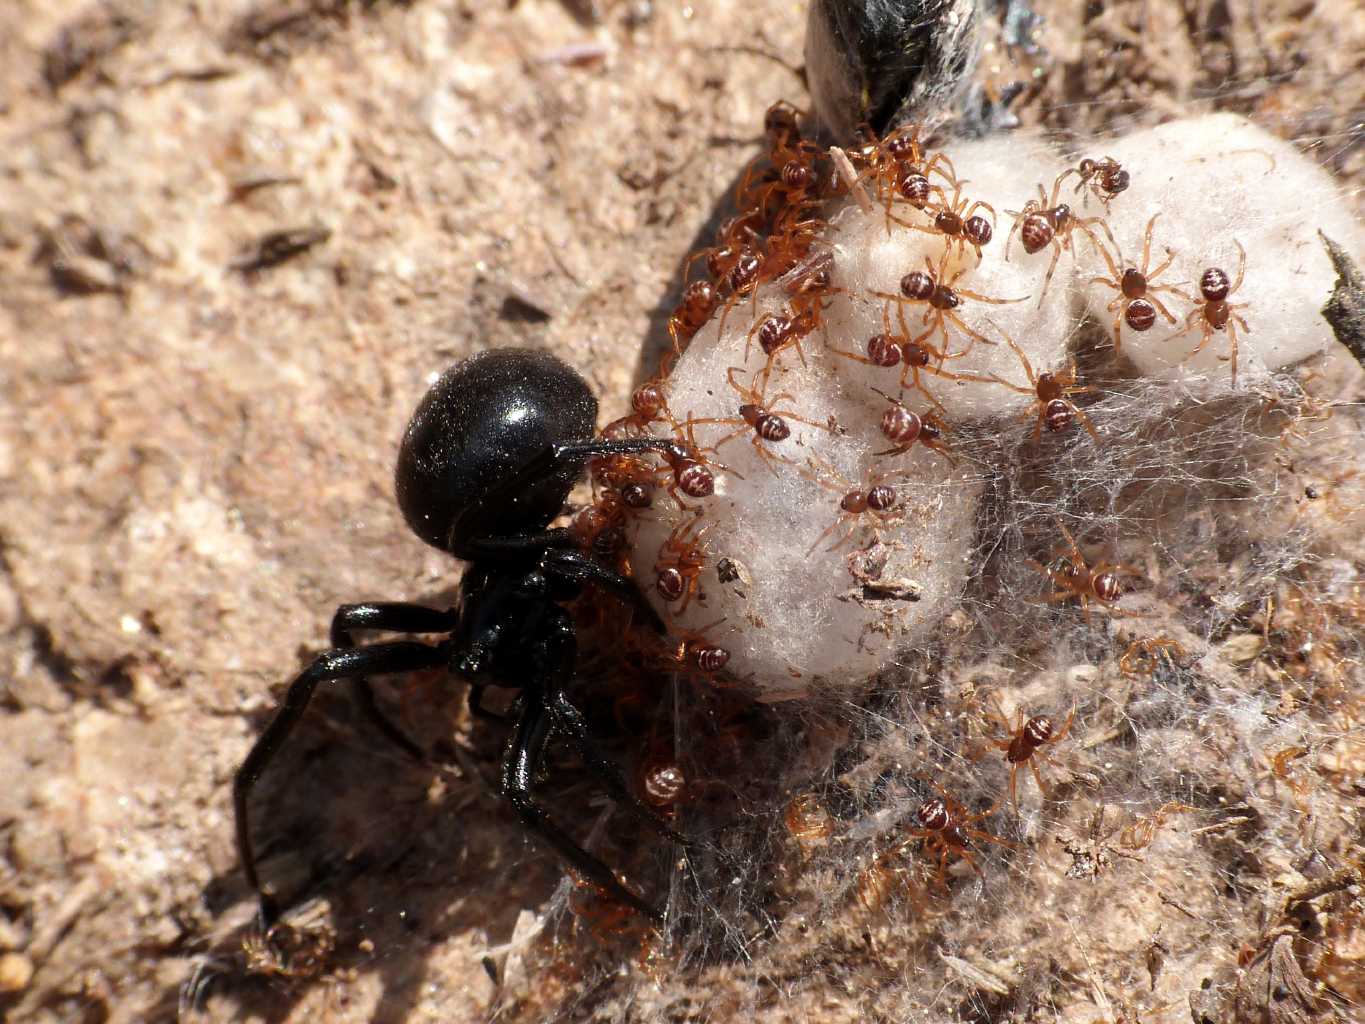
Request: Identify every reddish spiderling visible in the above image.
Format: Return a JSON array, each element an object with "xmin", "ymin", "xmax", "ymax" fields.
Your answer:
[
  {"xmin": 869, "ymin": 250, "xmax": 1025, "ymax": 363},
  {"xmin": 884, "ymin": 782, "xmax": 1013, "ymax": 891},
  {"xmin": 1068, "ymin": 156, "xmax": 1130, "ymax": 207},
  {"xmin": 983, "ymin": 695, "xmax": 1077, "ymax": 810},
  {"xmin": 1028, "ymin": 524, "xmax": 1142, "ymax": 625},
  {"xmin": 891, "ymin": 179, "xmax": 997, "ymax": 260},
  {"xmin": 803, "ymin": 455, "xmax": 909, "ymax": 554},
  {"xmin": 1005, "ymin": 170, "xmax": 1117, "ymax": 306},
  {"xmin": 870, "ymin": 388, "xmax": 955, "ymax": 464},
  {"xmin": 989, "ymin": 331, "xmax": 1100, "ymax": 444},
  {"xmin": 653, "ymin": 517, "xmax": 714, "ymax": 614},
  {"xmin": 1167, "ymin": 240, "xmax": 1251, "ymax": 386},
  {"xmin": 1089, "ymin": 214, "xmax": 1182, "ymax": 352},
  {"xmin": 681, "ymin": 366, "xmax": 833, "ymax": 477}
]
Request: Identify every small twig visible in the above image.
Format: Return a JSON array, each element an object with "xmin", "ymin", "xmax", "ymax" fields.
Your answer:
[
  {"xmin": 535, "ymin": 40, "xmax": 611, "ymax": 66},
  {"xmin": 830, "ymin": 146, "xmax": 873, "ymax": 214},
  {"xmin": 228, "ymin": 173, "xmax": 302, "ymax": 202},
  {"xmin": 231, "ymin": 225, "xmax": 331, "ymax": 273},
  {"xmin": 1281, "ymin": 864, "xmax": 1360, "ymax": 913},
  {"xmin": 940, "ymin": 952, "xmax": 1012, "ymax": 996},
  {"xmin": 144, "ymin": 65, "xmax": 237, "ymax": 88},
  {"xmin": 1078, "ymin": 726, "xmax": 1123, "ymax": 750},
  {"xmin": 1064, "ymin": 913, "xmax": 1112, "ymax": 1015},
  {"xmin": 32, "ymin": 875, "xmax": 99, "ymax": 961},
  {"xmin": 1159, "ymin": 892, "xmax": 1200, "ymax": 920},
  {"xmin": 1189, "ymin": 815, "xmax": 1251, "ymax": 837}
]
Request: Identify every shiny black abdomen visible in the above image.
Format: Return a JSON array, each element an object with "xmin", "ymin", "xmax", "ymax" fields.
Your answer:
[{"xmin": 395, "ymin": 348, "xmax": 597, "ymax": 551}]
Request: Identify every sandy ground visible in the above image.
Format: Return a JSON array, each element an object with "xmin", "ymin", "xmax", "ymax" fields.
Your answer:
[{"xmin": 0, "ymin": 1, "xmax": 1361, "ymax": 1022}]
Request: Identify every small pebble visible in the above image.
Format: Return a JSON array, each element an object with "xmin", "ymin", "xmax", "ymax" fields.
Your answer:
[{"xmin": 0, "ymin": 952, "xmax": 34, "ymax": 993}]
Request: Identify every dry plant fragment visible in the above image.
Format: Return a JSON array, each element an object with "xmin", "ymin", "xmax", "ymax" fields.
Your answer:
[{"xmin": 1318, "ymin": 231, "xmax": 1365, "ymax": 367}]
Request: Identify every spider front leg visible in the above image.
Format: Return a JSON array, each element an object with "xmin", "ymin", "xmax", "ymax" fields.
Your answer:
[
  {"xmin": 1221, "ymin": 314, "xmax": 1250, "ymax": 387},
  {"xmin": 1067, "ymin": 404, "xmax": 1102, "ymax": 445},
  {"xmin": 929, "ymin": 310, "xmax": 1001, "ymax": 359},
  {"xmin": 1146, "ymin": 290, "xmax": 1179, "ymax": 326},
  {"xmin": 543, "ymin": 546, "xmax": 667, "ymax": 633},
  {"xmin": 545, "ymin": 689, "xmax": 687, "ymax": 846},
  {"xmin": 331, "ymin": 602, "xmax": 460, "ymax": 760},
  {"xmin": 504, "ymin": 696, "xmax": 664, "ymax": 922},
  {"xmin": 234, "ymin": 640, "xmax": 452, "ymax": 929},
  {"xmin": 1165, "ymin": 305, "xmax": 1209, "ymax": 349}
]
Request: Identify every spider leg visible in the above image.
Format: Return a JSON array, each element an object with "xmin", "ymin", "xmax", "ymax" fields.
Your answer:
[
  {"xmin": 1229, "ymin": 240, "xmax": 1247, "ymax": 292},
  {"xmin": 941, "ymin": 311, "xmax": 999, "ymax": 353},
  {"xmin": 886, "ymin": 210, "xmax": 940, "ymax": 236},
  {"xmin": 1140, "ymin": 213, "xmax": 1158, "ymax": 268},
  {"xmin": 774, "ymin": 410, "xmax": 833, "ymax": 433},
  {"xmin": 1165, "ymin": 307, "xmax": 1202, "ymax": 347},
  {"xmin": 1027, "ymin": 758, "xmax": 1048, "ymax": 798},
  {"xmin": 1031, "ymin": 407, "xmax": 1046, "ymax": 445},
  {"xmin": 961, "ymin": 824, "xmax": 1015, "ymax": 852},
  {"xmin": 1004, "ymin": 209, "xmax": 1024, "ymax": 261},
  {"xmin": 1051, "ymin": 704, "xmax": 1078, "ymax": 743},
  {"xmin": 331, "ymin": 603, "xmax": 459, "ymax": 760},
  {"xmin": 1079, "ymin": 216, "xmax": 1118, "ymax": 255},
  {"xmin": 1148, "ymin": 291, "xmax": 1179, "ymax": 324},
  {"xmin": 545, "ymin": 689, "xmax": 687, "ymax": 846},
  {"xmin": 1092, "ymin": 234, "xmax": 1124, "ymax": 282},
  {"xmin": 543, "ymin": 547, "xmax": 666, "ymax": 634},
  {"xmin": 749, "ymin": 434, "xmax": 789, "ymax": 478},
  {"xmin": 705, "ymin": 424, "xmax": 753, "ymax": 450},
  {"xmin": 1043, "ymin": 589, "xmax": 1083, "ymax": 604},
  {"xmin": 1184, "ymin": 322, "xmax": 1217, "ymax": 361},
  {"xmin": 923, "ymin": 151, "xmax": 958, "ymax": 187},
  {"xmin": 983, "ymin": 694, "xmax": 1014, "ymax": 738},
  {"xmin": 807, "ymin": 514, "xmax": 849, "ymax": 556},
  {"xmin": 996, "ymin": 330, "xmax": 1035, "ymax": 386},
  {"xmin": 1227, "ymin": 317, "xmax": 1243, "ymax": 388},
  {"xmin": 923, "ymin": 436, "xmax": 958, "ymax": 465},
  {"xmin": 964, "ymin": 199, "xmax": 997, "ymax": 227},
  {"xmin": 234, "ymin": 640, "xmax": 450, "ymax": 929},
  {"xmin": 1036, "ymin": 243, "xmax": 1063, "ymax": 307},
  {"xmin": 954, "ymin": 844, "xmax": 985, "ymax": 878},
  {"xmin": 954, "ymin": 287, "xmax": 1028, "ymax": 306},
  {"xmin": 910, "ymin": 316, "xmax": 953, "ymax": 362},
  {"xmin": 1147, "ymin": 247, "xmax": 1177, "ymax": 284},
  {"xmin": 894, "ymin": 298, "xmax": 914, "ymax": 342},
  {"xmin": 1062, "ymin": 403, "xmax": 1100, "ymax": 444},
  {"xmin": 763, "ymin": 333, "xmax": 809, "ymax": 382},
  {"xmin": 504, "ymin": 696, "xmax": 663, "ymax": 922},
  {"xmin": 904, "ymin": 369, "xmax": 947, "ymax": 414},
  {"xmin": 831, "ymin": 343, "xmax": 892, "ymax": 369}
]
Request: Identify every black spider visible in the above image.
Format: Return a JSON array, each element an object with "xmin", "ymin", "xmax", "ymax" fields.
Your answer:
[{"xmin": 233, "ymin": 348, "xmax": 686, "ymax": 927}]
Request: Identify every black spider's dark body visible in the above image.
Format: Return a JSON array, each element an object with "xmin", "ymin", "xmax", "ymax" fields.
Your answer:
[
  {"xmin": 234, "ymin": 348, "xmax": 681, "ymax": 927},
  {"xmin": 396, "ymin": 349, "xmax": 596, "ymax": 553}
]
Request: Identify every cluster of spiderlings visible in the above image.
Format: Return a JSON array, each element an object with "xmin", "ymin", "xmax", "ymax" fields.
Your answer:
[
  {"xmin": 567, "ymin": 104, "xmax": 1344, "ymax": 708},
  {"xmin": 571, "ymin": 106, "xmax": 856, "ymax": 674},
  {"xmin": 552, "ymin": 105, "xmax": 1365, "ymax": 945}
]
